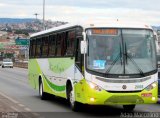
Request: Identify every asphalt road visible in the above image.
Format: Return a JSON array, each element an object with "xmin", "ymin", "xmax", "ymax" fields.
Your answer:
[{"xmin": 0, "ymin": 67, "xmax": 160, "ymax": 118}]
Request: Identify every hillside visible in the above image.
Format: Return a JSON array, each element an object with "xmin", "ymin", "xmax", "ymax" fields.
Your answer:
[{"xmin": 0, "ymin": 18, "xmax": 68, "ymax": 34}]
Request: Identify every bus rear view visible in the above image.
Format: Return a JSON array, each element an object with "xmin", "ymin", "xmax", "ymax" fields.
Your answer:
[{"xmin": 79, "ymin": 25, "xmax": 158, "ymax": 111}]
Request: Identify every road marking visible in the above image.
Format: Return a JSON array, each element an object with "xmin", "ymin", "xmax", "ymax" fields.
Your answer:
[
  {"xmin": 18, "ymin": 103, "xmax": 25, "ymax": 107},
  {"xmin": 0, "ymin": 91, "xmax": 33, "ymax": 113},
  {"xmin": 11, "ymin": 106, "xmax": 19, "ymax": 112},
  {"xmin": 24, "ymin": 108, "xmax": 31, "ymax": 112},
  {"xmin": 0, "ymin": 91, "xmax": 19, "ymax": 104}
]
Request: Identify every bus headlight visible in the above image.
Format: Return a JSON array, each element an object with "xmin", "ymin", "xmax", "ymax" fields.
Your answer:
[
  {"xmin": 88, "ymin": 81, "xmax": 102, "ymax": 91},
  {"xmin": 145, "ymin": 82, "xmax": 157, "ymax": 91}
]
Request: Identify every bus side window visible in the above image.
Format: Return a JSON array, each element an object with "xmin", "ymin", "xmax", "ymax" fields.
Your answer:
[
  {"xmin": 66, "ymin": 31, "xmax": 75, "ymax": 56},
  {"xmin": 61, "ymin": 32, "xmax": 67, "ymax": 56},
  {"xmin": 56, "ymin": 34, "xmax": 62, "ymax": 56},
  {"xmin": 42, "ymin": 36, "xmax": 49, "ymax": 57},
  {"xmin": 48, "ymin": 35, "xmax": 56, "ymax": 56},
  {"xmin": 35, "ymin": 38, "xmax": 42, "ymax": 57},
  {"xmin": 75, "ymin": 38, "xmax": 83, "ymax": 72},
  {"xmin": 29, "ymin": 40, "xmax": 33, "ymax": 58},
  {"xmin": 32, "ymin": 39, "xmax": 36, "ymax": 58}
]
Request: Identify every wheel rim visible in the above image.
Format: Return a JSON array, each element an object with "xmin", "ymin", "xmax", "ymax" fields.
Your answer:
[
  {"xmin": 40, "ymin": 83, "xmax": 43, "ymax": 96},
  {"xmin": 69, "ymin": 90, "xmax": 74, "ymax": 106}
]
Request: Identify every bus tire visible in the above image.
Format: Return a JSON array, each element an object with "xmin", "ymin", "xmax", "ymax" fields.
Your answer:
[
  {"xmin": 67, "ymin": 84, "xmax": 79, "ymax": 112},
  {"xmin": 39, "ymin": 79, "xmax": 47, "ymax": 100},
  {"xmin": 123, "ymin": 105, "xmax": 135, "ymax": 111}
]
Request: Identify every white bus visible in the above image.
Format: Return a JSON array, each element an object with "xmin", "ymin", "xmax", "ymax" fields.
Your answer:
[{"xmin": 29, "ymin": 22, "xmax": 158, "ymax": 111}]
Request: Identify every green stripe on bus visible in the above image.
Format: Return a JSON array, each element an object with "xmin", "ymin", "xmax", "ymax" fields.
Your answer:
[{"xmin": 43, "ymin": 75, "xmax": 66, "ymax": 92}]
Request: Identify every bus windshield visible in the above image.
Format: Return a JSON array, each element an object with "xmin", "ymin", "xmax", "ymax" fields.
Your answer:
[{"xmin": 86, "ymin": 28, "xmax": 157, "ymax": 77}]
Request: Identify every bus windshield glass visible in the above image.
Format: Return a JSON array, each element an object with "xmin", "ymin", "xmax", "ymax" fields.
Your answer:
[{"xmin": 86, "ymin": 28, "xmax": 157, "ymax": 77}]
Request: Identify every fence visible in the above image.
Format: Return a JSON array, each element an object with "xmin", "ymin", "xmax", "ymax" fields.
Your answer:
[{"xmin": 14, "ymin": 62, "xmax": 28, "ymax": 69}]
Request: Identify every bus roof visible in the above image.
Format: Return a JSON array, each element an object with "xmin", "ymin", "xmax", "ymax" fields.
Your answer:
[
  {"xmin": 30, "ymin": 21, "xmax": 153, "ymax": 38},
  {"xmin": 30, "ymin": 23, "xmax": 80, "ymax": 38}
]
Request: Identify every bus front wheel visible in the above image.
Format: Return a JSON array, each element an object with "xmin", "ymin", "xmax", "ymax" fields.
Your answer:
[
  {"xmin": 67, "ymin": 85, "xmax": 80, "ymax": 111},
  {"xmin": 123, "ymin": 105, "xmax": 135, "ymax": 111}
]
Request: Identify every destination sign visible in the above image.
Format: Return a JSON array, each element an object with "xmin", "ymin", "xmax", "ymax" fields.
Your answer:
[{"xmin": 92, "ymin": 29, "xmax": 118, "ymax": 35}]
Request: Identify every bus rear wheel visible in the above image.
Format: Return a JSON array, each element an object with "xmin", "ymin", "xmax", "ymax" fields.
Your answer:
[
  {"xmin": 39, "ymin": 79, "xmax": 47, "ymax": 100},
  {"xmin": 123, "ymin": 105, "xmax": 135, "ymax": 111}
]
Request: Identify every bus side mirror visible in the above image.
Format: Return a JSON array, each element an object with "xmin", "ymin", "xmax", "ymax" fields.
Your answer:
[{"xmin": 80, "ymin": 40, "xmax": 87, "ymax": 54}]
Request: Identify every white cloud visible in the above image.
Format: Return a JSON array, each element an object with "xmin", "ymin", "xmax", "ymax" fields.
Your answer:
[
  {"xmin": 0, "ymin": 3, "xmax": 7, "ymax": 7},
  {"xmin": 0, "ymin": 0, "xmax": 160, "ymax": 25},
  {"xmin": 44, "ymin": 6, "xmax": 160, "ymax": 25}
]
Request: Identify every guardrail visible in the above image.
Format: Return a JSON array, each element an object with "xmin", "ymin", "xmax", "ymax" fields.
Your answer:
[{"xmin": 14, "ymin": 62, "xmax": 28, "ymax": 69}]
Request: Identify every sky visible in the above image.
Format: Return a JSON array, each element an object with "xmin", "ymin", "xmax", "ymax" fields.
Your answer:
[{"xmin": 0, "ymin": 0, "xmax": 160, "ymax": 25}]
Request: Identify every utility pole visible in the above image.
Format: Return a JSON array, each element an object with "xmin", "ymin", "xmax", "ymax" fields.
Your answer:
[{"xmin": 43, "ymin": 0, "xmax": 45, "ymax": 30}]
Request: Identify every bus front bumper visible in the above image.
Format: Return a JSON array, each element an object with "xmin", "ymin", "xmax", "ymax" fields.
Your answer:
[{"xmin": 74, "ymin": 79, "xmax": 158, "ymax": 105}]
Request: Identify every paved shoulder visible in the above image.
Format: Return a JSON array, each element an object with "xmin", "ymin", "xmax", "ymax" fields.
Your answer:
[{"xmin": 0, "ymin": 91, "xmax": 41, "ymax": 118}]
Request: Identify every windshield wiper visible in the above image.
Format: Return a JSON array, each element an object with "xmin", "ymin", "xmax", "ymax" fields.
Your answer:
[
  {"xmin": 124, "ymin": 43, "xmax": 145, "ymax": 77},
  {"xmin": 105, "ymin": 44, "xmax": 122, "ymax": 74}
]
